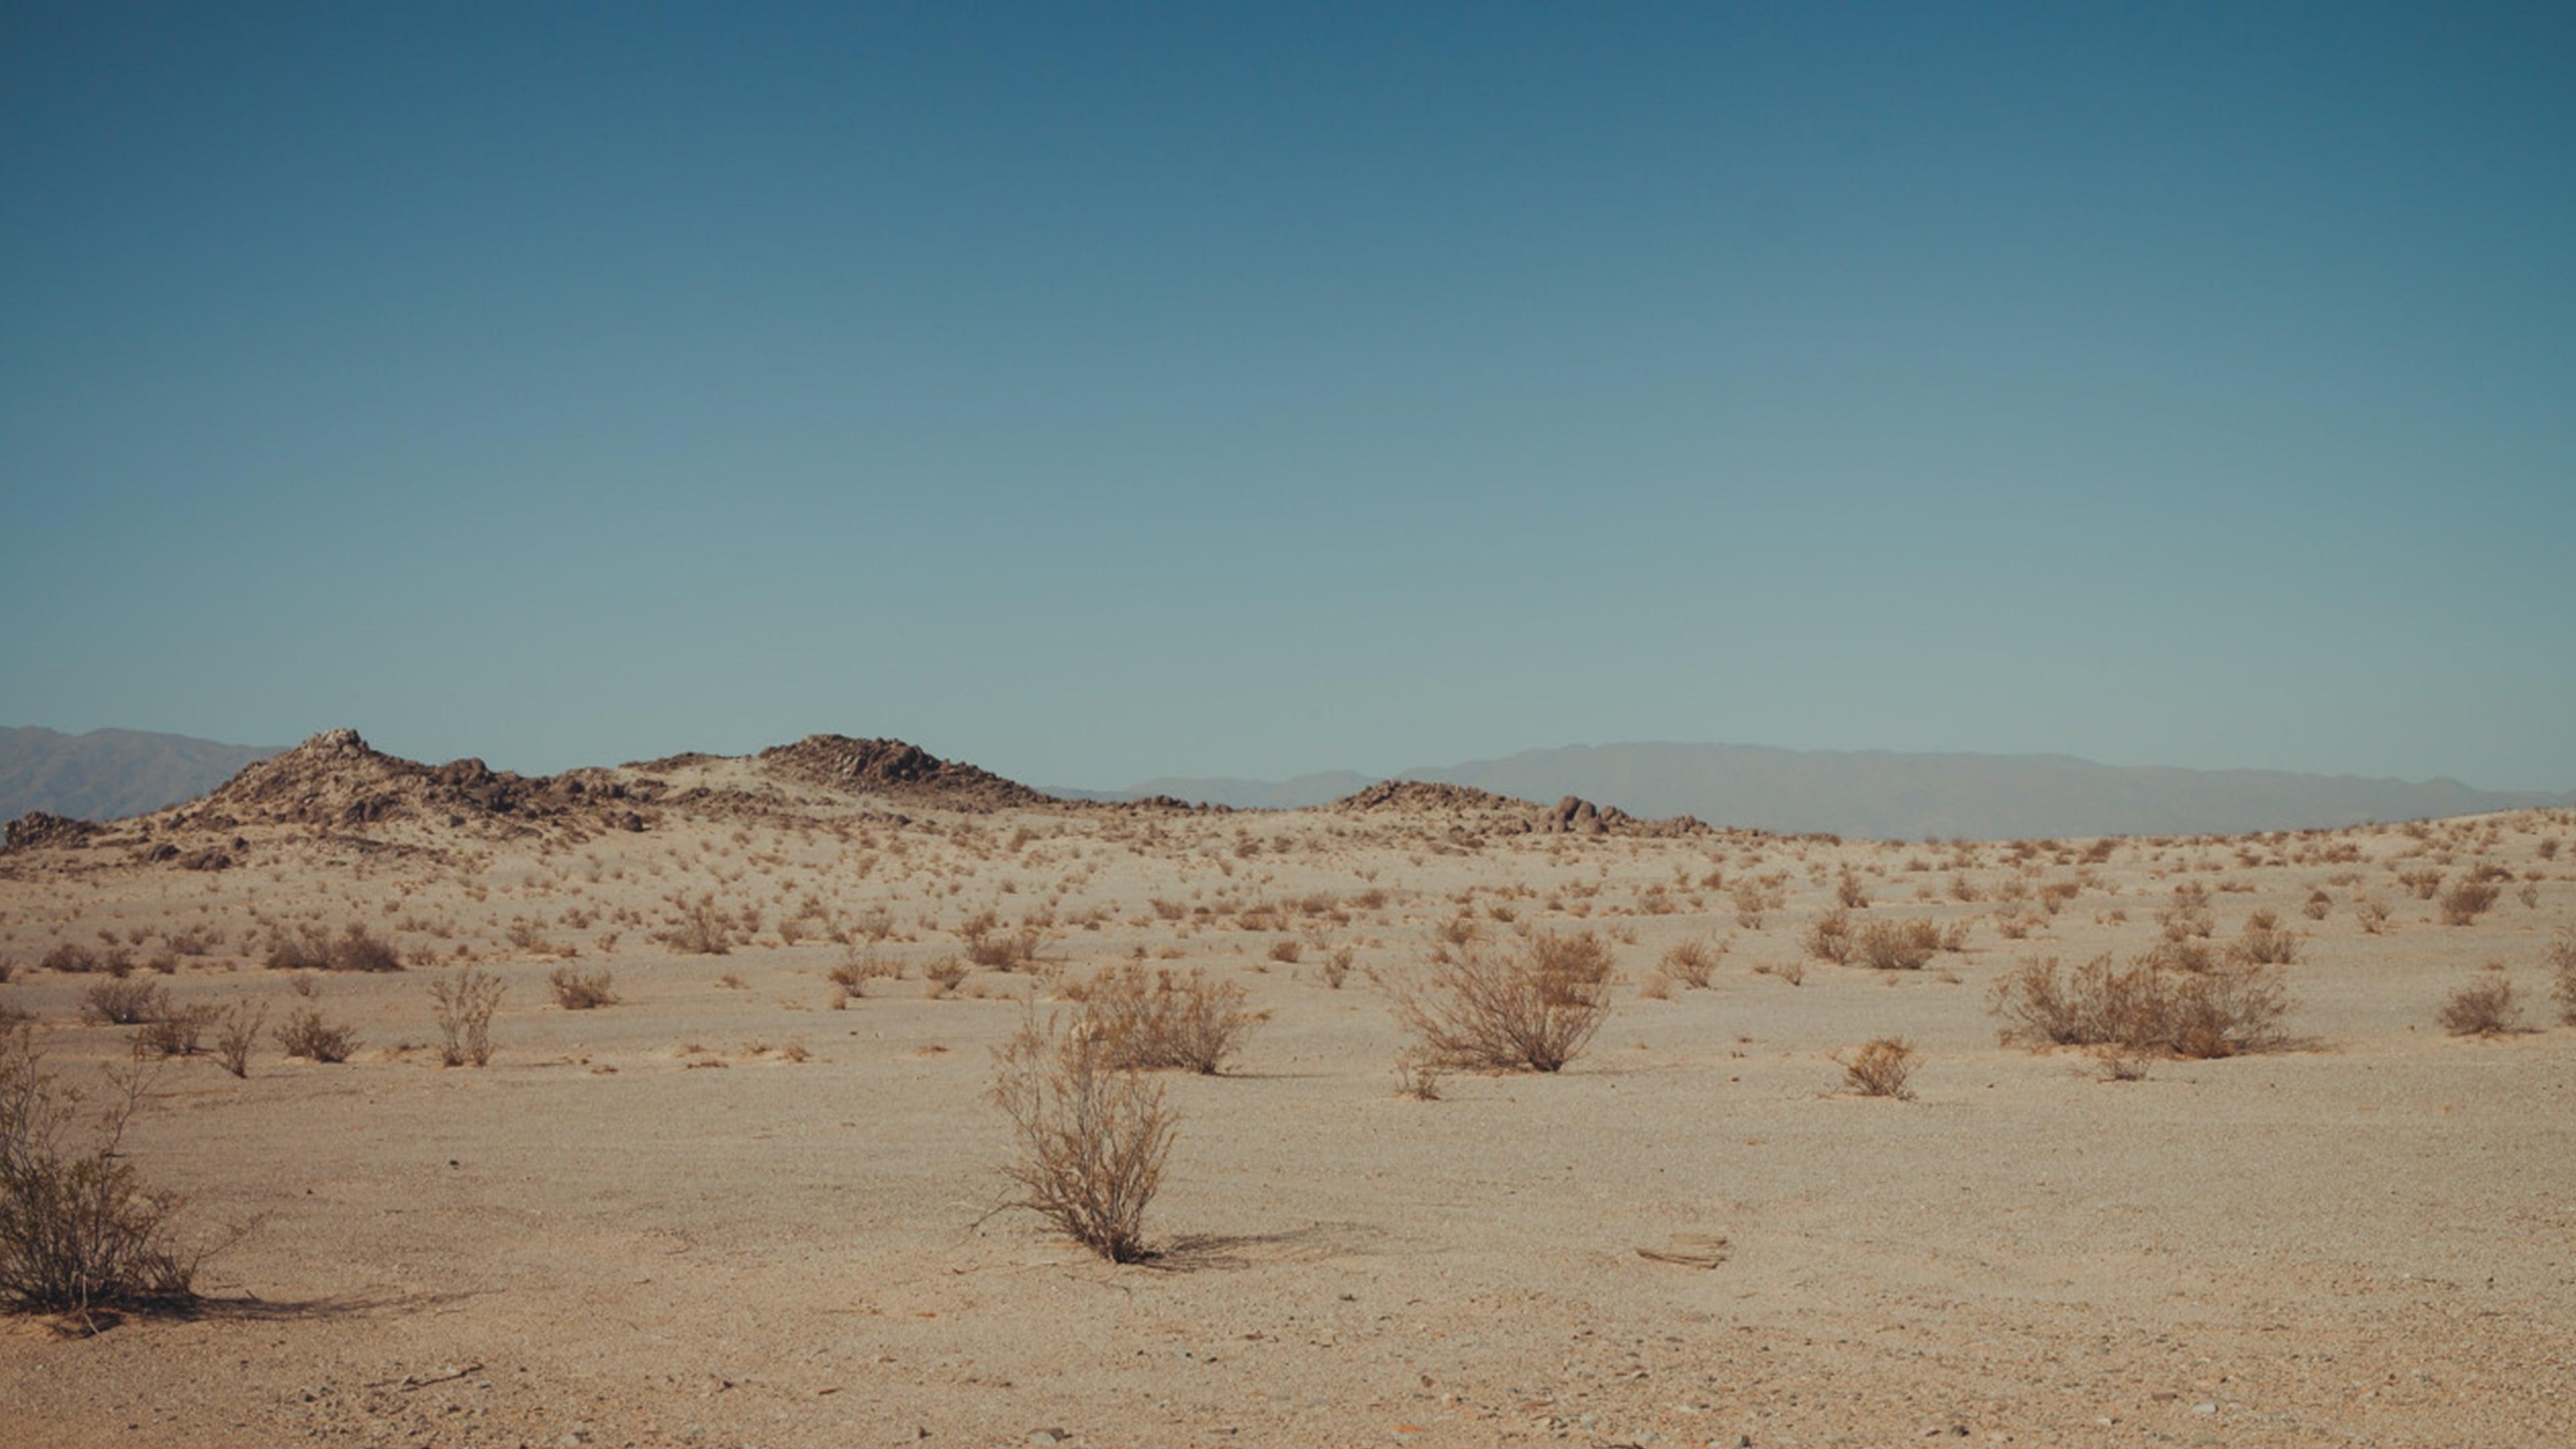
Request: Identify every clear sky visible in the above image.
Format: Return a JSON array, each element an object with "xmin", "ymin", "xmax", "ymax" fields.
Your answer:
[{"xmin": 4, "ymin": 3, "xmax": 2571, "ymax": 790}]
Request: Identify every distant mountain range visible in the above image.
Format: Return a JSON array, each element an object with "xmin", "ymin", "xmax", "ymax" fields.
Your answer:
[
  {"xmin": 9, "ymin": 726, "xmax": 2568, "ymax": 840},
  {"xmin": 1070, "ymin": 742, "xmax": 2575, "ymax": 839},
  {"xmin": 1, "ymin": 727, "xmax": 282, "ymax": 822}
]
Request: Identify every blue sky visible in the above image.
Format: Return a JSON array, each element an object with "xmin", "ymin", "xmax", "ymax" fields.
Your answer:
[{"xmin": 4, "ymin": 3, "xmax": 2571, "ymax": 790}]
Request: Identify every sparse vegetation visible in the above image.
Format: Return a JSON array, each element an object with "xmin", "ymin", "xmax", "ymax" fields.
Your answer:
[
  {"xmin": 1385, "ymin": 930, "xmax": 1613, "ymax": 1073},
  {"xmin": 2437, "ymin": 973, "xmax": 2520, "ymax": 1036},
  {"xmin": 1852, "ymin": 918, "xmax": 1939, "ymax": 971},
  {"xmin": 275, "ymin": 1008, "xmax": 359, "ymax": 1063},
  {"xmin": 80, "ymin": 979, "xmax": 168, "ymax": 1027},
  {"xmin": 547, "ymin": 966, "xmax": 618, "ymax": 1010},
  {"xmin": 1658, "ymin": 936, "xmax": 1722, "ymax": 987},
  {"xmin": 0, "ymin": 1028, "xmax": 209, "ymax": 1315},
  {"xmin": 214, "ymin": 1004, "xmax": 265, "ymax": 1078},
  {"xmin": 265, "ymin": 924, "xmax": 402, "ymax": 973},
  {"xmin": 1989, "ymin": 953, "xmax": 2291, "ymax": 1059},
  {"xmin": 1067, "ymin": 965, "xmax": 1267, "ymax": 1075},
  {"xmin": 987, "ymin": 1009, "xmax": 1175, "ymax": 1264},
  {"xmin": 2438, "ymin": 879, "xmax": 2500, "ymax": 926},
  {"xmin": 1840, "ymin": 1036, "xmax": 1918, "ymax": 1099},
  {"xmin": 431, "ymin": 968, "xmax": 504, "ymax": 1066}
]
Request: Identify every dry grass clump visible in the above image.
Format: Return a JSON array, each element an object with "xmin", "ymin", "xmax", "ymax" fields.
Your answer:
[
  {"xmin": 1989, "ymin": 953, "xmax": 2290, "ymax": 1059},
  {"xmin": 1803, "ymin": 909, "xmax": 1853, "ymax": 964},
  {"xmin": 80, "ymin": 979, "xmax": 168, "ymax": 1027},
  {"xmin": 265, "ymin": 924, "xmax": 402, "ymax": 973},
  {"xmin": 430, "ymin": 968, "xmax": 504, "ymax": 1066},
  {"xmin": 965, "ymin": 921, "xmax": 1046, "ymax": 970},
  {"xmin": 1066, "ymin": 965, "xmax": 1267, "ymax": 1074},
  {"xmin": 2551, "ymin": 928, "xmax": 2576, "ymax": 1026},
  {"xmin": 547, "ymin": 967, "xmax": 618, "ymax": 1010},
  {"xmin": 274, "ymin": 1008, "xmax": 359, "ymax": 1063},
  {"xmin": 214, "ymin": 1004, "xmax": 264, "ymax": 1078},
  {"xmin": 43, "ymin": 943, "xmax": 129, "ymax": 976},
  {"xmin": 130, "ymin": 1004, "xmax": 218, "ymax": 1060},
  {"xmin": 2438, "ymin": 880, "xmax": 2500, "ymax": 926},
  {"xmin": 987, "ymin": 1010, "xmax": 1175, "ymax": 1264},
  {"xmin": 828, "ymin": 944, "xmax": 900, "ymax": 994},
  {"xmin": 923, "ymin": 955, "xmax": 971, "ymax": 998},
  {"xmin": 1839, "ymin": 1036, "xmax": 1918, "ymax": 1099},
  {"xmin": 2231, "ymin": 911, "xmax": 2302, "ymax": 965},
  {"xmin": 653, "ymin": 894, "xmax": 736, "ymax": 955},
  {"xmin": 1658, "ymin": 936, "xmax": 1723, "ymax": 988},
  {"xmin": 2437, "ymin": 972, "xmax": 2521, "ymax": 1036},
  {"xmin": 1852, "ymin": 918, "xmax": 1939, "ymax": 971},
  {"xmin": 1385, "ymin": 930, "xmax": 1613, "ymax": 1073},
  {"xmin": 1320, "ymin": 944, "xmax": 1355, "ymax": 989},
  {"xmin": 1, "ymin": 1028, "xmax": 209, "ymax": 1316}
]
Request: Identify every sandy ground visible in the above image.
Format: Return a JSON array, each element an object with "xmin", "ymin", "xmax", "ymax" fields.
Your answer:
[{"xmin": 2, "ymin": 794, "xmax": 2571, "ymax": 1448}]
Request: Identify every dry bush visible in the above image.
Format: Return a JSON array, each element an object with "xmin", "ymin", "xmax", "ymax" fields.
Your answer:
[
  {"xmin": 923, "ymin": 955, "xmax": 971, "ymax": 997},
  {"xmin": 80, "ymin": 979, "xmax": 168, "ymax": 1027},
  {"xmin": 965, "ymin": 926, "xmax": 1045, "ymax": 970},
  {"xmin": 1852, "ymin": 918, "xmax": 1939, "ymax": 971},
  {"xmin": 274, "ymin": 1008, "xmax": 358, "ymax": 1063},
  {"xmin": 987, "ymin": 1010, "xmax": 1175, "ymax": 1264},
  {"xmin": 1802, "ymin": 909, "xmax": 1854, "ymax": 964},
  {"xmin": 1658, "ymin": 936, "xmax": 1723, "ymax": 988},
  {"xmin": 0, "ymin": 1030, "xmax": 211, "ymax": 1316},
  {"xmin": 827, "ymin": 944, "xmax": 899, "ymax": 993},
  {"xmin": 1835, "ymin": 872, "xmax": 1870, "ymax": 909},
  {"xmin": 2300, "ymin": 891, "xmax": 2332, "ymax": 921},
  {"xmin": 1385, "ymin": 930, "xmax": 1613, "ymax": 1073},
  {"xmin": 430, "ymin": 968, "xmax": 504, "ymax": 1067},
  {"xmin": 2551, "ymin": 928, "xmax": 2576, "ymax": 1026},
  {"xmin": 266, "ymin": 924, "xmax": 402, "ymax": 973},
  {"xmin": 2355, "ymin": 897, "xmax": 2392, "ymax": 934},
  {"xmin": 1320, "ymin": 945, "xmax": 1354, "ymax": 989},
  {"xmin": 653, "ymin": 895, "xmax": 735, "ymax": 955},
  {"xmin": 1729, "ymin": 881, "xmax": 1767, "ymax": 930},
  {"xmin": 131, "ymin": 1004, "xmax": 218, "ymax": 1060},
  {"xmin": 2437, "ymin": 974, "xmax": 2520, "ymax": 1036},
  {"xmin": 214, "ymin": 1004, "xmax": 264, "ymax": 1079},
  {"xmin": 1988, "ymin": 953, "xmax": 2290, "ymax": 1059},
  {"xmin": 44, "ymin": 944, "xmax": 131, "ymax": 976},
  {"xmin": 1840, "ymin": 1037, "xmax": 1917, "ymax": 1099},
  {"xmin": 1072, "ymin": 965, "xmax": 1267, "ymax": 1075},
  {"xmin": 2438, "ymin": 881, "xmax": 2500, "ymax": 926},
  {"xmin": 2096, "ymin": 1050, "xmax": 2151, "ymax": 1083},
  {"xmin": 1393, "ymin": 1052, "xmax": 1442, "ymax": 1100},
  {"xmin": 547, "ymin": 967, "xmax": 617, "ymax": 1010},
  {"xmin": 1266, "ymin": 938, "xmax": 1303, "ymax": 965},
  {"xmin": 2231, "ymin": 911, "xmax": 2302, "ymax": 965}
]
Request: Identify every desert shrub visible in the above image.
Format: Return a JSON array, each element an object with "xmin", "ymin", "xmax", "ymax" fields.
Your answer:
[
  {"xmin": 1073, "ymin": 965, "xmax": 1267, "ymax": 1075},
  {"xmin": 1393, "ymin": 1051, "xmax": 1442, "ymax": 1100},
  {"xmin": 42, "ymin": 944, "xmax": 123, "ymax": 975},
  {"xmin": 1658, "ymin": 936, "xmax": 1723, "ymax": 988},
  {"xmin": 2355, "ymin": 897, "xmax": 2392, "ymax": 934},
  {"xmin": 130, "ymin": 1004, "xmax": 218, "ymax": 1059},
  {"xmin": 1266, "ymin": 938, "xmax": 1303, "ymax": 965},
  {"xmin": 653, "ymin": 895, "xmax": 735, "ymax": 955},
  {"xmin": 274, "ymin": 1008, "xmax": 358, "ymax": 1063},
  {"xmin": 923, "ymin": 955, "xmax": 971, "ymax": 997},
  {"xmin": 1988, "ymin": 953, "xmax": 2290, "ymax": 1059},
  {"xmin": 546, "ymin": 967, "xmax": 617, "ymax": 1010},
  {"xmin": 80, "ymin": 979, "xmax": 168, "ymax": 1027},
  {"xmin": 965, "ymin": 926, "xmax": 1044, "ymax": 970},
  {"xmin": 987, "ymin": 1010, "xmax": 1175, "ymax": 1264},
  {"xmin": 1802, "ymin": 909, "xmax": 1854, "ymax": 965},
  {"xmin": 430, "ymin": 968, "xmax": 504, "ymax": 1067},
  {"xmin": 2437, "ymin": 974, "xmax": 2520, "ymax": 1036},
  {"xmin": 2438, "ymin": 881, "xmax": 2500, "ymax": 926},
  {"xmin": 1730, "ymin": 882, "xmax": 1768, "ymax": 930},
  {"xmin": 265, "ymin": 924, "xmax": 401, "ymax": 973},
  {"xmin": 213, "ymin": 1004, "xmax": 264, "ymax": 1078},
  {"xmin": 1852, "ymin": 918, "xmax": 1938, "ymax": 971},
  {"xmin": 1835, "ymin": 872, "xmax": 1870, "ymax": 909},
  {"xmin": 0, "ymin": 1030, "xmax": 209, "ymax": 1314},
  {"xmin": 2551, "ymin": 928, "xmax": 2576, "ymax": 1026},
  {"xmin": 1385, "ymin": 930, "xmax": 1613, "ymax": 1073},
  {"xmin": 0, "ymin": 961, "xmax": 13, "ymax": 986},
  {"xmin": 1320, "ymin": 945, "xmax": 1354, "ymax": 989},
  {"xmin": 1840, "ymin": 1036, "xmax": 1917, "ymax": 1099},
  {"xmin": 2300, "ymin": 891, "xmax": 2332, "ymax": 921},
  {"xmin": 827, "ymin": 944, "xmax": 899, "ymax": 992},
  {"xmin": 2231, "ymin": 911, "xmax": 2302, "ymax": 965}
]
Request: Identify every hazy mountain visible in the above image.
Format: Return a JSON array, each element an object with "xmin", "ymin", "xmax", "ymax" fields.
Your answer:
[
  {"xmin": 0, "ymin": 727, "xmax": 284, "ymax": 822},
  {"xmin": 1088, "ymin": 742, "xmax": 2571, "ymax": 838}
]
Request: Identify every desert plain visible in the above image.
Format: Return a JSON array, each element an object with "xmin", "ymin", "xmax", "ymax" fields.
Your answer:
[{"xmin": 1, "ymin": 731, "xmax": 2570, "ymax": 1448}]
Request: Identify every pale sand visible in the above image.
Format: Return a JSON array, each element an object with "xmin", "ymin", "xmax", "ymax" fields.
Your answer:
[{"xmin": 3, "ymin": 796, "xmax": 2570, "ymax": 1447}]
